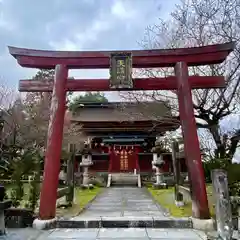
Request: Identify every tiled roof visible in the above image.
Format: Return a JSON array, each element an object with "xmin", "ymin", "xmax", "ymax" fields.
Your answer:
[{"xmin": 70, "ymin": 102, "xmax": 175, "ymax": 123}]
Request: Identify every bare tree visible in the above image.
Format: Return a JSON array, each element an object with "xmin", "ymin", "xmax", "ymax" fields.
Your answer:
[
  {"xmin": 62, "ymin": 110, "xmax": 87, "ymax": 153},
  {"xmin": 124, "ymin": 0, "xmax": 240, "ymax": 161},
  {"xmin": 0, "ymin": 84, "xmax": 18, "ymax": 110},
  {"xmin": 0, "ymin": 84, "xmax": 20, "ymax": 146},
  {"xmin": 17, "ymin": 91, "xmax": 51, "ymax": 148}
]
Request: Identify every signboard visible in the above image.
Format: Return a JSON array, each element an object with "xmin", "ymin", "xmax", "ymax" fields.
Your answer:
[{"xmin": 109, "ymin": 52, "xmax": 133, "ymax": 89}]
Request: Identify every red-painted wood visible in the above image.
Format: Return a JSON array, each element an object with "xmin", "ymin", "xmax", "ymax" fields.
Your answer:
[
  {"xmin": 110, "ymin": 152, "xmax": 120, "ymax": 173},
  {"xmin": 38, "ymin": 65, "xmax": 68, "ymax": 220},
  {"xmin": 9, "ymin": 42, "xmax": 234, "ymax": 69},
  {"xmin": 122, "ymin": 153, "xmax": 134, "ymax": 172},
  {"xmin": 134, "ymin": 147, "xmax": 140, "ymax": 173},
  {"xmin": 175, "ymin": 62, "xmax": 210, "ymax": 219},
  {"xmin": 108, "ymin": 148, "xmax": 113, "ymax": 173},
  {"xmin": 180, "ymin": 158, "xmax": 188, "ymax": 172},
  {"xmin": 162, "ymin": 155, "xmax": 170, "ymax": 172},
  {"xmin": 138, "ymin": 155, "xmax": 153, "ymax": 173},
  {"xmin": 91, "ymin": 160, "xmax": 109, "ymax": 172},
  {"xmin": 18, "ymin": 76, "xmax": 225, "ymax": 92}
]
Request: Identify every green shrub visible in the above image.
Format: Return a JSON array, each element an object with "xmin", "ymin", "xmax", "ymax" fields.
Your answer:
[{"xmin": 10, "ymin": 169, "xmax": 24, "ymax": 207}]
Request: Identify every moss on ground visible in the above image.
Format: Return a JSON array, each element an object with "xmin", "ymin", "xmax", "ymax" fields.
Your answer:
[
  {"xmin": 206, "ymin": 184, "xmax": 215, "ymax": 217},
  {"xmin": 148, "ymin": 186, "xmax": 215, "ymax": 218}
]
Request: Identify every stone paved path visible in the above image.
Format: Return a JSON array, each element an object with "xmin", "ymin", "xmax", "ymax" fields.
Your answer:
[
  {"xmin": 1, "ymin": 187, "xmax": 213, "ymax": 239},
  {"xmin": 2, "ymin": 228, "xmax": 208, "ymax": 239},
  {"xmin": 74, "ymin": 187, "xmax": 167, "ymax": 219}
]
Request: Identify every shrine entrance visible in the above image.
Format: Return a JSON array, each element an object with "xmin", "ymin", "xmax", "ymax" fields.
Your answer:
[
  {"xmin": 112, "ymin": 146, "xmax": 136, "ymax": 173},
  {"xmin": 9, "ymin": 42, "xmax": 234, "ymax": 220},
  {"xmin": 119, "ymin": 150, "xmax": 129, "ymax": 172}
]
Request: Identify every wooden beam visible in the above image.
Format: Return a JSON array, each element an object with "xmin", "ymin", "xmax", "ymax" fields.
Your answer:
[
  {"xmin": 19, "ymin": 76, "xmax": 225, "ymax": 92},
  {"xmin": 78, "ymin": 122, "xmax": 180, "ymax": 132},
  {"xmin": 72, "ymin": 120, "xmax": 179, "ymax": 127},
  {"xmin": 9, "ymin": 42, "xmax": 235, "ymax": 69},
  {"xmin": 81, "ymin": 127, "xmax": 177, "ymax": 132}
]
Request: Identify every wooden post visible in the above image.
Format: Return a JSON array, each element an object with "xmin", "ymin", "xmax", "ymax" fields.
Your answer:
[
  {"xmin": 172, "ymin": 141, "xmax": 184, "ymax": 206},
  {"xmin": 39, "ymin": 65, "xmax": 68, "ymax": 220},
  {"xmin": 66, "ymin": 143, "xmax": 76, "ymax": 206},
  {"xmin": 175, "ymin": 62, "xmax": 210, "ymax": 219}
]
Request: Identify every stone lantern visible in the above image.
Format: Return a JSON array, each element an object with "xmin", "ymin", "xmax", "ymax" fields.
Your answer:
[
  {"xmin": 152, "ymin": 154, "xmax": 167, "ymax": 189},
  {"xmin": 80, "ymin": 141, "xmax": 93, "ymax": 187}
]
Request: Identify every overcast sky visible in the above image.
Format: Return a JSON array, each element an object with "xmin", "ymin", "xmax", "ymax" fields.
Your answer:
[
  {"xmin": 1, "ymin": 0, "xmax": 239, "ymax": 161},
  {"xmin": 0, "ymin": 0, "xmax": 180, "ymax": 100}
]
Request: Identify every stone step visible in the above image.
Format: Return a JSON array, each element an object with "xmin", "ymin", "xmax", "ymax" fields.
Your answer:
[
  {"xmin": 111, "ymin": 174, "xmax": 138, "ymax": 181},
  {"xmin": 53, "ymin": 217, "xmax": 193, "ymax": 229},
  {"xmin": 110, "ymin": 173, "xmax": 140, "ymax": 187}
]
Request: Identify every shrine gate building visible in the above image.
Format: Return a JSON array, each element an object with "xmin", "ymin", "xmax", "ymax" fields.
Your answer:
[{"xmin": 70, "ymin": 101, "xmax": 187, "ymax": 175}]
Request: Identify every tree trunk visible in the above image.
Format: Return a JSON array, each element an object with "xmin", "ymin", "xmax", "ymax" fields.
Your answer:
[{"xmin": 208, "ymin": 124, "xmax": 237, "ymax": 162}]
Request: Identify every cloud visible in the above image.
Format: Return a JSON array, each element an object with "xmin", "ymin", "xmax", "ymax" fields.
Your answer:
[
  {"xmin": 49, "ymin": 39, "xmax": 79, "ymax": 51},
  {"xmin": 0, "ymin": 0, "xmax": 180, "ymax": 92},
  {"xmin": 111, "ymin": 0, "xmax": 137, "ymax": 20}
]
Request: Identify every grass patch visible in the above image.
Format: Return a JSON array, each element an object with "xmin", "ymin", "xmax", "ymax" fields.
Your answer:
[
  {"xmin": 56, "ymin": 186, "xmax": 103, "ymax": 218},
  {"xmin": 206, "ymin": 184, "xmax": 215, "ymax": 217},
  {"xmin": 148, "ymin": 186, "xmax": 215, "ymax": 218},
  {"xmin": 148, "ymin": 187, "xmax": 192, "ymax": 217}
]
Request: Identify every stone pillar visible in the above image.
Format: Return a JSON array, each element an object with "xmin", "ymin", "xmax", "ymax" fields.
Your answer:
[
  {"xmin": 80, "ymin": 154, "xmax": 93, "ymax": 186},
  {"xmin": 152, "ymin": 153, "xmax": 157, "ymax": 180},
  {"xmin": 39, "ymin": 64, "xmax": 68, "ymax": 220},
  {"xmin": 175, "ymin": 62, "xmax": 210, "ymax": 219},
  {"xmin": 211, "ymin": 169, "xmax": 233, "ymax": 240}
]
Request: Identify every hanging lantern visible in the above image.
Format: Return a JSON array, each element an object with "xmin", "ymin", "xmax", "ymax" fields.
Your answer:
[{"xmin": 109, "ymin": 52, "xmax": 133, "ymax": 89}]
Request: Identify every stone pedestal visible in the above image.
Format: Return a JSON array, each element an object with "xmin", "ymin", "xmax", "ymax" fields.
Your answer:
[
  {"xmin": 82, "ymin": 167, "xmax": 89, "ymax": 186},
  {"xmin": 74, "ymin": 172, "xmax": 82, "ymax": 186},
  {"xmin": 155, "ymin": 168, "xmax": 165, "ymax": 184},
  {"xmin": 0, "ymin": 200, "xmax": 12, "ymax": 235},
  {"xmin": 80, "ymin": 154, "xmax": 93, "ymax": 187}
]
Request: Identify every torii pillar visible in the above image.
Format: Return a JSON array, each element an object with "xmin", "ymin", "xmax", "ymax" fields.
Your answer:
[
  {"xmin": 175, "ymin": 62, "xmax": 209, "ymax": 219},
  {"xmin": 38, "ymin": 65, "xmax": 68, "ymax": 220}
]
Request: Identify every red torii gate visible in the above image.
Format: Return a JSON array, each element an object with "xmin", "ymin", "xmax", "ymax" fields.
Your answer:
[{"xmin": 8, "ymin": 42, "xmax": 234, "ymax": 221}]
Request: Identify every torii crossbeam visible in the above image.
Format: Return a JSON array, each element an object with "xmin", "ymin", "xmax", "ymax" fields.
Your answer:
[
  {"xmin": 19, "ymin": 76, "xmax": 225, "ymax": 92},
  {"xmin": 8, "ymin": 42, "xmax": 235, "ymax": 221}
]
